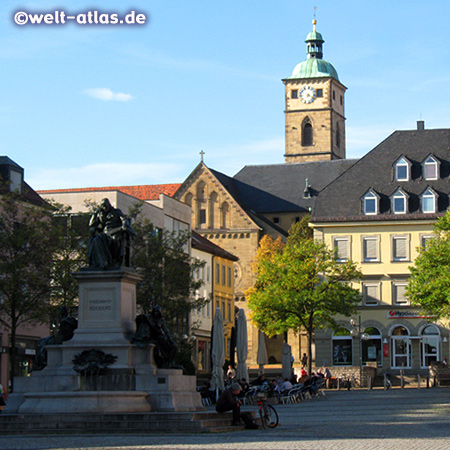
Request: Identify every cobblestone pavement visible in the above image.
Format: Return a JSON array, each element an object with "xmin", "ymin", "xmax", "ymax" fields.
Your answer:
[{"xmin": 2, "ymin": 388, "xmax": 450, "ymax": 450}]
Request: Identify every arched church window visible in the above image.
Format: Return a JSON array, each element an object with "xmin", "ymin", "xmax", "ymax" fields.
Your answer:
[
  {"xmin": 336, "ymin": 123, "xmax": 341, "ymax": 148},
  {"xmin": 209, "ymin": 192, "xmax": 218, "ymax": 229},
  {"xmin": 184, "ymin": 193, "xmax": 193, "ymax": 207},
  {"xmin": 302, "ymin": 119, "xmax": 313, "ymax": 147},
  {"xmin": 196, "ymin": 181, "xmax": 206, "ymax": 202},
  {"xmin": 221, "ymin": 202, "xmax": 229, "ymax": 229}
]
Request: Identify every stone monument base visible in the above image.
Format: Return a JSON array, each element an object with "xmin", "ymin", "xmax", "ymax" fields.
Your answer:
[{"xmin": 4, "ymin": 268, "xmax": 203, "ymax": 414}]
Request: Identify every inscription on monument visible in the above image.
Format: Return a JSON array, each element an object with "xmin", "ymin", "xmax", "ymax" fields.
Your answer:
[{"xmin": 89, "ymin": 299, "xmax": 112, "ymax": 311}]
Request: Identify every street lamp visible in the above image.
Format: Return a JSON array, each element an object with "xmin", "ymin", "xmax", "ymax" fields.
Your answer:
[{"xmin": 350, "ymin": 317, "xmax": 370, "ymax": 385}]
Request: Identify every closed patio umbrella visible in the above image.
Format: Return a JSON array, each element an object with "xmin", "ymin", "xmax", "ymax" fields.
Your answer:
[
  {"xmin": 257, "ymin": 330, "xmax": 268, "ymax": 375},
  {"xmin": 282, "ymin": 342, "xmax": 292, "ymax": 380},
  {"xmin": 236, "ymin": 308, "xmax": 249, "ymax": 382},
  {"xmin": 211, "ymin": 308, "xmax": 225, "ymax": 398}
]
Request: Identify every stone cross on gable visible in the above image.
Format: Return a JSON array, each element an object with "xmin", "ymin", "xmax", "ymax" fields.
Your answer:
[{"xmin": 200, "ymin": 150, "xmax": 205, "ymax": 163}]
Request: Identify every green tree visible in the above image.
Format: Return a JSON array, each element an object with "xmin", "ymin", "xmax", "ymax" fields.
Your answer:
[
  {"xmin": 129, "ymin": 203, "xmax": 209, "ymax": 372},
  {"xmin": 407, "ymin": 210, "xmax": 450, "ymax": 318},
  {"xmin": 247, "ymin": 222, "xmax": 362, "ymax": 375},
  {"xmin": 49, "ymin": 204, "xmax": 90, "ymax": 326},
  {"xmin": 0, "ymin": 190, "xmax": 60, "ymax": 391}
]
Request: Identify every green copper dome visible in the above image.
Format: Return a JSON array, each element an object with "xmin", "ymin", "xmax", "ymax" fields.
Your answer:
[
  {"xmin": 305, "ymin": 30, "xmax": 324, "ymax": 42},
  {"xmin": 289, "ymin": 58, "xmax": 339, "ymax": 81},
  {"xmin": 288, "ymin": 20, "xmax": 339, "ymax": 82}
]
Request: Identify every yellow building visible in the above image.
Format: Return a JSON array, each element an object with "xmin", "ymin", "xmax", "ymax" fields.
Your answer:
[{"xmin": 310, "ymin": 123, "xmax": 450, "ymax": 376}]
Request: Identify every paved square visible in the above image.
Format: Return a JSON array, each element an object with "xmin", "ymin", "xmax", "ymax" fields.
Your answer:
[{"xmin": 1, "ymin": 388, "xmax": 450, "ymax": 450}]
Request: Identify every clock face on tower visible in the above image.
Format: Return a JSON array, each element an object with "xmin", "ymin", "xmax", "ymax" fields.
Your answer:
[{"xmin": 300, "ymin": 86, "xmax": 316, "ymax": 104}]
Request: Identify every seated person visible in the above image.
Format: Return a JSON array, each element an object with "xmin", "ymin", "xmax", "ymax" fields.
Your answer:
[
  {"xmin": 250, "ymin": 374, "xmax": 266, "ymax": 386},
  {"xmin": 280, "ymin": 378, "xmax": 293, "ymax": 394},
  {"xmin": 238, "ymin": 378, "xmax": 249, "ymax": 396},
  {"xmin": 215, "ymin": 383, "xmax": 242, "ymax": 426},
  {"xmin": 199, "ymin": 381, "xmax": 214, "ymax": 403}
]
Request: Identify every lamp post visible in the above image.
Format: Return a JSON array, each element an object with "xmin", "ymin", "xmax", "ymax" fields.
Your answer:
[{"xmin": 350, "ymin": 317, "xmax": 370, "ymax": 385}]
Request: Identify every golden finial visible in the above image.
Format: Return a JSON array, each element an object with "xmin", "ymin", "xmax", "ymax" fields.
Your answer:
[{"xmin": 313, "ymin": 6, "xmax": 317, "ymax": 31}]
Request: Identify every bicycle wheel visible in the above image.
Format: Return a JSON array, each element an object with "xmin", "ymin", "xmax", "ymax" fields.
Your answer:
[
  {"xmin": 265, "ymin": 404, "xmax": 279, "ymax": 428},
  {"xmin": 259, "ymin": 405, "xmax": 267, "ymax": 429}
]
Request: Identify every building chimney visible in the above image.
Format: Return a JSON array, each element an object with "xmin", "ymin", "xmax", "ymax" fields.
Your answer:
[{"xmin": 417, "ymin": 120, "xmax": 425, "ymax": 131}]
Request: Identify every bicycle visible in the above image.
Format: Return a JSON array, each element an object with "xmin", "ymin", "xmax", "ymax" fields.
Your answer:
[{"xmin": 255, "ymin": 392, "xmax": 279, "ymax": 429}]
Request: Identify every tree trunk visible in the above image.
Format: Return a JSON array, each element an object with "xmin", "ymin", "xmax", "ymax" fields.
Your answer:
[
  {"xmin": 9, "ymin": 321, "xmax": 17, "ymax": 393},
  {"xmin": 307, "ymin": 328, "xmax": 313, "ymax": 377}
]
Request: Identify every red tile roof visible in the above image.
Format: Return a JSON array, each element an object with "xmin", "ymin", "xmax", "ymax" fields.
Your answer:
[{"xmin": 37, "ymin": 183, "xmax": 182, "ymax": 201}]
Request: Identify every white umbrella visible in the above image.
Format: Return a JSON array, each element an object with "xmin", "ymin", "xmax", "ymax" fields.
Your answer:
[
  {"xmin": 257, "ymin": 330, "xmax": 268, "ymax": 375},
  {"xmin": 211, "ymin": 308, "xmax": 225, "ymax": 397},
  {"xmin": 236, "ymin": 309, "xmax": 249, "ymax": 382},
  {"xmin": 282, "ymin": 342, "xmax": 292, "ymax": 380}
]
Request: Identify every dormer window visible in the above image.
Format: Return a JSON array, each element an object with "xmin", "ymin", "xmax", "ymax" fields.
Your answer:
[
  {"xmin": 423, "ymin": 155, "xmax": 439, "ymax": 180},
  {"xmin": 362, "ymin": 189, "xmax": 379, "ymax": 215},
  {"xmin": 421, "ymin": 187, "xmax": 437, "ymax": 213},
  {"xmin": 391, "ymin": 188, "xmax": 408, "ymax": 214},
  {"xmin": 394, "ymin": 157, "xmax": 411, "ymax": 181},
  {"xmin": 0, "ymin": 157, "xmax": 24, "ymax": 195}
]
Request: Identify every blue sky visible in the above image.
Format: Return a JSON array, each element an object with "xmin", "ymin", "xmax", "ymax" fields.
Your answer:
[{"xmin": 1, "ymin": 0, "xmax": 450, "ymax": 190}]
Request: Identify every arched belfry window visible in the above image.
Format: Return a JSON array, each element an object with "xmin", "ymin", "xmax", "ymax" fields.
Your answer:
[
  {"xmin": 336, "ymin": 123, "xmax": 341, "ymax": 148},
  {"xmin": 302, "ymin": 118, "xmax": 313, "ymax": 147}
]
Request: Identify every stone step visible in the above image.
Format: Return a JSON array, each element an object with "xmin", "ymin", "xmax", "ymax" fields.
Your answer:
[{"xmin": 0, "ymin": 411, "xmax": 250, "ymax": 435}]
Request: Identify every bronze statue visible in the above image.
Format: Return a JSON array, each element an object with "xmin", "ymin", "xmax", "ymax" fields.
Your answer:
[
  {"xmin": 88, "ymin": 198, "xmax": 135, "ymax": 269},
  {"xmin": 32, "ymin": 306, "xmax": 78, "ymax": 371},
  {"xmin": 131, "ymin": 305, "xmax": 178, "ymax": 368}
]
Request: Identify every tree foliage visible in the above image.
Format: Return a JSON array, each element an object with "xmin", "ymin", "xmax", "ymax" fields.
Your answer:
[
  {"xmin": 247, "ymin": 221, "xmax": 362, "ymax": 373},
  {"xmin": 129, "ymin": 203, "xmax": 208, "ymax": 338},
  {"xmin": 407, "ymin": 210, "xmax": 450, "ymax": 318},
  {"xmin": 49, "ymin": 204, "xmax": 89, "ymax": 325},
  {"xmin": 0, "ymin": 190, "xmax": 60, "ymax": 390}
]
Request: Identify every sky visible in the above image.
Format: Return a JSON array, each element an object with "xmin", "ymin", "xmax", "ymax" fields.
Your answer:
[{"xmin": 1, "ymin": 0, "xmax": 450, "ymax": 190}]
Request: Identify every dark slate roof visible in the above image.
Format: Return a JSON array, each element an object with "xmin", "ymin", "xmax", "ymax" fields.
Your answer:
[
  {"xmin": 311, "ymin": 128, "xmax": 450, "ymax": 222},
  {"xmin": 232, "ymin": 159, "xmax": 357, "ymax": 213},
  {"xmin": 191, "ymin": 230, "xmax": 239, "ymax": 261},
  {"xmin": 209, "ymin": 168, "xmax": 289, "ymax": 237}
]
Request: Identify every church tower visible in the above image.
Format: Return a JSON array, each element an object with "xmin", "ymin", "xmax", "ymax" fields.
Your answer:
[{"xmin": 283, "ymin": 20, "xmax": 346, "ymax": 163}]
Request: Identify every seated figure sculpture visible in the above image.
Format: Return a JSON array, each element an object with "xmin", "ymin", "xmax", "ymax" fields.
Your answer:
[
  {"xmin": 131, "ymin": 305, "xmax": 178, "ymax": 368},
  {"xmin": 88, "ymin": 198, "xmax": 135, "ymax": 269},
  {"xmin": 32, "ymin": 306, "xmax": 78, "ymax": 371}
]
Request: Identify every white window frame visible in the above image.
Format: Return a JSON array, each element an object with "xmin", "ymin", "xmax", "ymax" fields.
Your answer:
[
  {"xmin": 421, "ymin": 187, "xmax": 437, "ymax": 213},
  {"xmin": 420, "ymin": 233, "xmax": 434, "ymax": 249},
  {"xmin": 362, "ymin": 235, "xmax": 380, "ymax": 263},
  {"xmin": 420, "ymin": 324, "xmax": 440, "ymax": 368},
  {"xmin": 391, "ymin": 234, "xmax": 410, "ymax": 262},
  {"xmin": 423, "ymin": 155, "xmax": 439, "ymax": 181},
  {"xmin": 362, "ymin": 190, "xmax": 379, "ymax": 215},
  {"xmin": 392, "ymin": 281, "xmax": 409, "ymax": 305},
  {"xmin": 362, "ymin": 282, "xmax": 381, "ymax": 306},
  {"xmin": 390, "ymin": 326, "xmax": 412, "ymax": 369},
  {"xmin": 333, "ymin": 236, "xmax": 351, "ymax": 262},
  {"xmin": 394, "ymin": 156, "xmax": 410, "ymax": 181},
  {"xmin": 391, "ymin": 188, "xmax": 408, "ymax": 214}
]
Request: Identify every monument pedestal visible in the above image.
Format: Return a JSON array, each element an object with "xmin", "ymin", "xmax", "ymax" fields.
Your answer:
[{"xmin": 5, "ymin": 268, "xmax": 203, "ymax": 414}]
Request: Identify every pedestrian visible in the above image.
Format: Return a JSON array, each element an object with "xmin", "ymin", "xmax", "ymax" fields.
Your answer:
[
  {"xmin": 226, "ymin": 365, "xmax": 236, "ymax": 384},
  {"xmin": 322, "ymin": 365, "xmax": 332, "ymax": 388},
  {"xmin": 215, "ymin": 383, "xmax": 242, "ymax": 425},
  {"xmin": 301, "ymin": 352, "xmax": 308, "ymax": 368}
]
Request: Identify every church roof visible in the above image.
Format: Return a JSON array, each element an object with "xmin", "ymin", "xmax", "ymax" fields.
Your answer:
[
  {"xmin": 311, "ymin": 125, "xmax": 450, "ymax": 222},
  {"xmin": 233, "ymin": 159, "xmax": 356, "ymax": 214},
  {"xmin": 37, "ymin": 183, "xmax": 181, "ymax": 201}
]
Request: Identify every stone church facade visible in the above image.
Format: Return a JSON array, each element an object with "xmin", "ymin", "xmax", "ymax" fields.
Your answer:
[{"xmin": 175, "ymin": 20, "xmax": 351, "ymax": 365}]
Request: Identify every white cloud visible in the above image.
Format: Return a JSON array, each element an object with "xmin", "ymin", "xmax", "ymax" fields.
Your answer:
[{"xmin": 85, "ymin": 88, "xmax": 134, "ymax": 102}]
